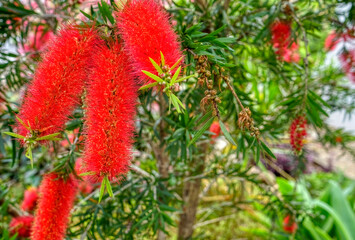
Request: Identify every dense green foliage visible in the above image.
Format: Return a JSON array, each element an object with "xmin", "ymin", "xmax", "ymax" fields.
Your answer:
[{"xmin": 0, "ymin": 0, "xmax": 355, "ymax": 239}]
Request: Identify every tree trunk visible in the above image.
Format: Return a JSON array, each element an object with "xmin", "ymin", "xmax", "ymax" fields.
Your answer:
[
  {"xmin": 156, "ymin": 92, "xmax": 169, "ymax": 240},
  {"xmin": 178, "ymin": 143, "xmax": 207, "ymax": 240}
]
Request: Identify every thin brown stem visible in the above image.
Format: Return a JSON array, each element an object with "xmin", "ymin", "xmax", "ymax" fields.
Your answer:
[{"xmin": 223, "ymin": 77, "xmax": 245, "ymax": 111}]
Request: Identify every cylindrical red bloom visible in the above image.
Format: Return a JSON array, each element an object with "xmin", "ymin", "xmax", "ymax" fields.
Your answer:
[
  {"xmin": 17, "ymin": 25, "xmax": 99, "ymax": 141},
  {"xmin": 209, "ymin": 121, "xmax": 221, "ymax": 139},
  {"xmin": 283, "ymin": 215, "xmax": 298, "ymax": 234},
  {"xmin": 31, "ymin": 173, "xmax": 78, "ymax": 240},
  {"xmin": 271, "ymin": 21, "xmax": 291, "ymax": 49},
  {"xmin": 116, "ymin": 0, "xmax": 183, "ymax": 83},
  {"xmin": 21, "ymin": 187, "xmax": 39, "ymax": 212},
  {"xmin": 324, "ymin": 32, "xmax": 341, "ymax": 51},
  {"xmin": 9, "ymin": 215, "xmax": 34, "ymax": 238},
  {"xmin": 271, "ymin": 21, "xmax": 299, "ymax": 63},
  {"xmin": 289, "ymin": 116, "xmax": 307, "ymax": 153},
  {"xmin": 82, "ymin": 42, "xmax": 137, "ymax": 182},
  {"xmin": 339, "ymin": 50, "xmax": 355, "ymax": 84}
]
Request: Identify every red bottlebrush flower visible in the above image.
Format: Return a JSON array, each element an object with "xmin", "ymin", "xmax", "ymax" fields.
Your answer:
[
  {"xmin": 282, "ymin": 42, "xmax": 300, "ymax": 63},
  {"xmin": 289, "ymin": 116, "xmax": 307, "ymax": 153},
  {"xmin": 324, "ymin": 32, "xmax": 341, "ymax": 51},
  {"xmin": 9, "ymin": 215, "xmax": 34, "ymax": 238},
  {"xmin": 83, "ymin": 42, "xmax": 137, "ymax": 183},
  {"xmin": 283, "ymin": 215, "xmax": 297, "ymax": 234},
  {"xmin": 339, "ymin": 50, "xmax": 355, "ymax": 84},
  {"xmin": 31, "ymin": 173, "xmax": 78, "ymax": 240},
  {"xmin": 209, "ymin": 121, "xmax": 221, "ymax": 139},
  {"xmin": 116, "ymin": 0, "xmax": 183, "ymax": 83},
  {"xmin": 21, "ymin": 187, "xmax": 39, "ymax": 212},
  {"xmin": 16, "ymin": 26, "xmax": 99, "ymax": 142},
  {"xmin": 20, "ymin": 25, "xmax": 54, "ymax": 54},
  {"xmin": 271, "ymin": 21, "xmax": 291, "ymax": 49},
  {"xmin": 271, "ymin": 21, "xmax": 299, "ymax": 63},
  {"xmin": 75, "ymin": 158, "xmax": 94, "ymax": 194}
]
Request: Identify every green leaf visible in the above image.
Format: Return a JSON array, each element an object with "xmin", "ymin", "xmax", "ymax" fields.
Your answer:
[
  {"xmin": 171, "ymin": 66, "xmax": 181, "ymax": 84},
  {"xmin": 170, "ymin": 57, "xmax": 183, "ymax": 71},
  {"xmin": 149, "ymin": 58, "xmax": 163, "ymax": 74},
  {"xmin": 329, "ymin": 181, "xmax": 355, "ymax": 239},
  {"xmin": 141, "ymin": 70, "xmax": 163, "ymax": 83},
  {"xmin": 25, "ymin": 147, "xmax": 33, "ymax": 168},
  {"xmin": 197, "ymin": 109, "xmax": 213, "ymax": 126},
  {"xmin": 309, "ymin": 90, "xmax": 331, "ymax": 109},
  {"xmin": 219, "ymin": 120, "xmax": 236, "ymax": 146},
  {"xmin": 314, "ymin": 200, "xmax": 354, "ymax": 240},
  {"xmin": 98, "ymin": 178, "xmax": 106, "ymax": 203},
  {"xmin": 3, "ymin": 132, "xmax": 25, "ymax": 139},
  {"xmin": 105, "ymin": 176, "xmax": 113, "ymax": 198},
  {"xmin": 189, "ymin": 117, "xmax": 214, "ymax": 146},
  {"xmin": 170, "ymin": 94, "xmax": 181, "ymax": 113},
  {"xmin": 160, "ymin": 51, "xmax": 165, "ymax": 66},
  {"xmin": 79, "ymin": 171, "xmax": 96, "ymax": 177},
  {"xmin": 175, "ymin": 74, "xmax": 194, "ymax": 84},
  {"xmin": 15, "ymin": 115, "xmax": 30, "ymax": 131},
  {"xmin": 36, "ymin": 132, "xmax": 61, "ymax": 141},
  {"xmin": 139, "ymin": 82, "xmax": 159, "ymax": 91},
  {"xmin": 260, "ymin": 141, "xmax": 276, "ymax": 159}
]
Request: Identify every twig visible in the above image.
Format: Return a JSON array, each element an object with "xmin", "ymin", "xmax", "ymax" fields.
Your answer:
[
  {"xmin": 80, "ymin": 217, "xmax": 94, "ymax": 240},
  {"xmin": 223, "ymin": 77, "xmax": 245, "ymax": 111},
  {"xmin": 130, "ymin": 164, "xmax": 154, "ymax": 180}
]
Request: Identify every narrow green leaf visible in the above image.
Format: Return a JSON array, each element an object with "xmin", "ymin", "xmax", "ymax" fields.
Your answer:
[
  {"xmin": 219, "ymin": 120, "xmax": 237, "ymax": 146},
  {"xmin": 79, "ymin": 171, "xmax": 96, "ymax": 177},
  {"xmin": 197, "ymin": 109, "xmax": 213, "ymax": 126},
  {"xmin": 175, "ymin": 75, "xmax": 194, "ymax": 84},
  {"xmin": 105, "ymin": 176, "xmax": 113, "ymax": 197},
  {"xmin": 3, "ymin": 132, "xmax": 25, "ymax": 139},
  {"xmin": 36, "ymin": 132, "xmax": 61, "ymax": 141},
  {"xmin": 139, "ymin": 82, "xmax": 159, "ymax": 91},
  {"xmin": 141, "ymin": 70, "xmax": 163, "ymax": 83},
  {"xmin": 25, "ymin": 147, "xmax": 33, "ymax": 168},
  {"xmin": 160, "ymin": 51, "xmax": 165, "ymax": 66},
  {"xmin": 170, "ymin": 57, "xmax": 183, "ymax": 71},
  {"xmin": 189, "ymin": 117, "xmax": 214, "ymax": 146},
  {"xmin": 309, "ymin": 90, "xmax": 331, "ymax": 108},
  {"xmin": 15, "ymin": 115, "xmax": 30, "ymax": 131},
  {"xmin": 260, "ymin": 141, "xmax": 276, "ymax": 159},
  {"xmin": 170, "ymin": 94, "xmax": 181, "ymax": 113},
  {"xmin": 98, "ymin": 178, "xmax": 106, "ymax": 203},
  {"xmin": 171, "ymin": 66, "xmax": 181, "ymax": 84},
  {"xmin": 174, "ymin": 94, "xmax": 185, "ymax": 109},
  {"xmin": 149, "ymin": 58, "xmax": 163, "ymax": 74}
]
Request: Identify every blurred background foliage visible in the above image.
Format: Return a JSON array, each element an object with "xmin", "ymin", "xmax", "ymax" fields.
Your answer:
[{"xmin": 0, "ymin": 0, "xmax": 355, "ymax": 239}]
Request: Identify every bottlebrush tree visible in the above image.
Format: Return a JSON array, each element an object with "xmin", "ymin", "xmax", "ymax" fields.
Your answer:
[{"xmin": 0, "ymin": 0, "xmax": 355, "ymax": 240}]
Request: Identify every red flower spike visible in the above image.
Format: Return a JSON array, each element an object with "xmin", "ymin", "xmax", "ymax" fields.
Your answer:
[
  {"xmin": 31, "ymin": 173, "xmax": 78, "ymax": 240},
  {"xmin": 271, "ymin": 21, "xmax": 291, "ymax": 49},
  {"xmin": 271, "ymin": 21, "xmax": 299, "ymax": 63},
  {"xmin": 289, "ymin": 116, "xmax": 307, "ymax": 153},
  {"xmin": 21, "ymin": 187, "xmax": 39, "ymax": 212},
  {"xmin": 209, "ymin": 121, "xmax": 221, "ymax": 139},
  {"xmin": 9, "ymin": 215, "xmax": 34, "ymax": 238},
  {"xmin": 339, "ymin": 50, "xmax": 355, "ymax": 84},
  {"xmin": 324, "ymin": 32, "xmax": 341, "ymax": 51},
  {"xmin": 283, "ymin": 215, "xmax": 298, "ymax": 234},
  {"xmin": 16, "ymin": 25, "xmax": 100, "ymax": 142},
  {"xmin": 83, "ymin": 42, "xmax": 138, "ymax": 183},
  {"xmin": 116, "ymin": 0, "xmax": 183, "ymax": 84}
]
